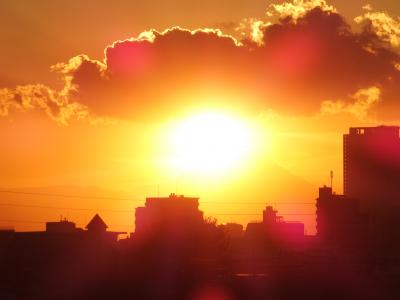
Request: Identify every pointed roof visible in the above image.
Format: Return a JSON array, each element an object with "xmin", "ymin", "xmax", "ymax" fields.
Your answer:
[{"xmin": 86, "ymin": 214, "xmax": 108, "ymax": 231}]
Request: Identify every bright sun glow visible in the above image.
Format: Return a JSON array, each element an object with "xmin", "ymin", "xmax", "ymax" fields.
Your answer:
[{"xmin": 168, "ymin": 111, "xmax": 262, "ymax": 175}]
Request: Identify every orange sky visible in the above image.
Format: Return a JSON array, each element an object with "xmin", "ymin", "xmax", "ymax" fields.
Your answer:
[{"xmin": 1, "ymin": 0, "xmax": 400, "ymax": 234}]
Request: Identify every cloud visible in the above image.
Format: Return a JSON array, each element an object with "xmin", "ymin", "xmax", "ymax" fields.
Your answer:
[
  {"xmin": 355, "ymin": 10, "xmax": 400, "ymax": 48},
  {"xmin": 362, "ymin": 4, "xmax": 373, "ymax": 12},
  {"xmin": 65, "ymin": 7, "xmax": 400, "ymax": 119},
  {"xmin": 320, "ymin": 86, "xmax": 381, "ymax": 120},
  {"xmin": 57, "ymin": 27, "xmax": 247, "ymax": 118},
  {"xmin": 235, "ymin": 18, "xmax": 272, "ymax": 46},
  {"xmin": 2, "ymin": 0, "xmax": 400, "ymax": 123},
  {"xmin": 271, "ymin": 0, "xmax": 336, "ymax": 20},
  {"xmin": 0, "ymin": 84, "xmax": 94, "ymax": 125}
]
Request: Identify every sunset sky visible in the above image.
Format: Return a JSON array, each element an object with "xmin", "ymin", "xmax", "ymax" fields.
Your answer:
[{"xmin": 1, "ymin": 0, "xmax": 400, "ymax": 234}]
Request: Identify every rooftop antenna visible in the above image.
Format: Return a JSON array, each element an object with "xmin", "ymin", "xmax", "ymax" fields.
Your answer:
[{"xmin": 330, "ymin": 170, "xmax": 334, "ymax": 190}]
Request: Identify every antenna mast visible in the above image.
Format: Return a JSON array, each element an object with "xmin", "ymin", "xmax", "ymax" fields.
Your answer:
[{"xmin": 330, "ymin": 170, "xmax": 334, "ymax": 189}]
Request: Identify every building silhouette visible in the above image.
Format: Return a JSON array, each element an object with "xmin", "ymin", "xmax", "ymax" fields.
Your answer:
[
  {"xmin": 1, "ymin": 189, "xmax": 399, "ymax": 299},
  {"xmin": 244, "ymin": 205, "xmax": 304, "ymax": 247},
  {"xmin": 344, "ymin": 126, "xmax": 400, "ymax": 212},
  {"xmin": 263, "ymin": 205, "xmax": 304, "ymax": 241},
  {"xmin": 218, "ymin": 223, "xmax": 244, "ymax": 239},
  {"xmin": 2, "ymin": 126, "xmax": 400, "ymax": 299},
  {"xmin": 343, "ymin": 126, "xmax": 400, "ymax": 249},
  {"xmin": 134, "ymin": 193, "xmax": 204, "ymax": 236},
  {"xmin": 46, "ymin": 218, "xmax": 76, "ymax": 233},
  {"xmin": 86, "ymin": 213, "xmax": 108, "ymax": 233},
  {"xmin": 316, "ymin": 186, "xmax": 366, "ymax": 248},
  {"xmin": 1, "ymin": 214, "xmax": 123, "ymax": 244}
]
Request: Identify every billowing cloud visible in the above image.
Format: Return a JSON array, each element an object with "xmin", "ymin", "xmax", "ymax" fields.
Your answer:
[
  {"xmin": 320, "ymin": 86, "xmax": 381, "ymax": 120},
  {"xmin": 3, "ymin": 0, "xmax": 400, "ymax": 123},
  {"xmin": 355, "ymin": 10, "xmax": 400, "ymax": 48},
  {"xmin": 0, "ymin": 84, "xmax": 92, "ymax": 125},
  {"xmin": 235, "ymin": 18, "xmax": 271, "ymax": 46},
  {"xmin": 271, "ymin": 0, "xmax": 336, "ymax": 20},
  {"xmin": 60, "ymin": 27, "xmax": 247, "ymax": 118}
]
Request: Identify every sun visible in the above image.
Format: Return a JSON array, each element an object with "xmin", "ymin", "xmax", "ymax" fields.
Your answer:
[{"xmin": 167, "ymin": 111, "xmax": 260, "ymax": 175}]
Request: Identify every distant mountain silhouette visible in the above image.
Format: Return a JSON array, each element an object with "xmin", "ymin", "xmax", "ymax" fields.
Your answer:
[
  {"xmin": 196, "ymin": 158, "xmax": 317, "ymax": 232},
  {"xmin": 0, "ymin": 162, "xmax": 317, "ymax": 233}
]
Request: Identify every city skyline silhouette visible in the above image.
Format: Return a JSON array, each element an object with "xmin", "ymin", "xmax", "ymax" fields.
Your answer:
[
  {"xmin": 2, "ymin": 125, "xmax": 400, "ymax": 299},
  {"xmin": 2, "ymin": 1, "xmax": 400, "ymax": 299}
]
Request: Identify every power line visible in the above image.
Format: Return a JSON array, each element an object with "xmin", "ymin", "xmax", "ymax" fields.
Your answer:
[
  {"xmin": 201, "ymin": 202, "xmax": 315, "ymax": 205},
  {"xmin": 210, "ymin": 213, "xmax": 314, "ymax": 216},
  {"xmin": 0, "ymin": 190, "xmax": 315, "ymax": 205},
  {"xmin": 0, "ymin": 202, "xmax": 314, "ymax": 215},
  {"xmin": 0, "ymin": 203, "xmax": 315, "ymax": 217},
  {"xmin": 0, "ymin": 219, "xmax": 43, "ymax": 224},
  {"xmin": 0, "ymin": 190, "xmax": 141, "ymax": 202},
  {"xmin": 0, "ymin": 219, "xmax": 132, "ymax": 228},
  {"xmin": 0, "ymin": 203, "xmax": 132, "ymax": 213}
]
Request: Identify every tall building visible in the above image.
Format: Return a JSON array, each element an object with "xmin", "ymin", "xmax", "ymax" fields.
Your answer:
[
  {"xmin": 343, "ymin": 126, "xmax": 400, "ymax": 213},
  {"xmin": 344, "ymin": 126, "xmax": 400, "ymax": 247}
]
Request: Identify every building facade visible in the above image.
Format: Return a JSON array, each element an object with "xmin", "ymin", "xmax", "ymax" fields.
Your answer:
[
  {"xmin": 134, "ymin": 193, "xmax": 204, "ymax": 235},
  {"xmin": 316, "ymin": 186, "xmax": 365, "ymax": 247},
  {"xmin": 343, "ymin": 126, "xmax": 400, "ymax": 213}
]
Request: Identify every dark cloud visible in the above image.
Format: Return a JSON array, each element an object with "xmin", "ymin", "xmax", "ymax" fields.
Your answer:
[
  {"xmin": 251, "ymin": 7, "xmax": 400, "ymax": 116},
  {"xmin": 65, "ymin": 28, "xmax": 248, "ymax": 118},
  {"xmin": 3, "ymin": 2, "xmax": 400, "ymax": 122}
]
